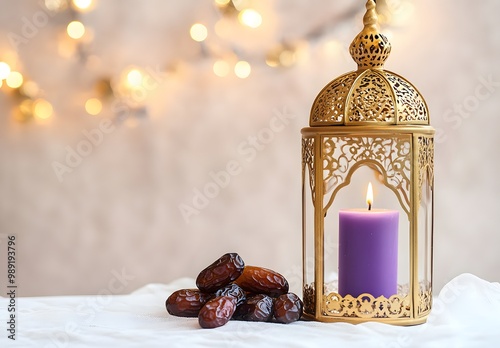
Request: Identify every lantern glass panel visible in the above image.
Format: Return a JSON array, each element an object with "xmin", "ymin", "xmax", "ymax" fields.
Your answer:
[
  {"xmin": 322, "ymin": 149, "xmax": 412, "ymax": 302},
  {"xmin": 417, "ymin": 160, "xmax": 433, "ymax": 316},
  {"xmin": 302, "ymin": 137, "xmax": 316, "ymax": 315}
]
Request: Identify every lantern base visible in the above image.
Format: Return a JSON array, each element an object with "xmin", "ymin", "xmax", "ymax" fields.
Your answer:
[
  {"xmin": 301, "ymin": 312, "xmax": 428, "ymax": 326},
  {"xmin": 302, "ymin": 281, "xmax": 432, "ymax": 325}
]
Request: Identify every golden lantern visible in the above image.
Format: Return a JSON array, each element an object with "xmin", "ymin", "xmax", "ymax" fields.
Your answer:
[{"xmin": 301, "ymin": 0, "xmax": 434, "ymax": 325}]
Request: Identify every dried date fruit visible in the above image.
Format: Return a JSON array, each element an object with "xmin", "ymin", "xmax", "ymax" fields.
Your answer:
[
  {"xmin": 198, "ymin": 296, "xmax": 236, "ymax": 329},
  {"xmin": 233, "ymin": 294, "xmax": 274, "ymax": 322},
  {"xmin": 196, "ymin": 253, "xmax": 245, "ymax": 293},
  {"xmin": 166, "ymin": 289, "xmax": 211, "ymax": 317},
  {"xmin": 234, "ymin": 266, "xmax": 289, "ymax": 297},
  {"xmin": 273, "ymin": 293, "xmax": 303, "ymax": 324},
  {"xmin": 214, "ymin": 283, "xmax": 246, "ymax": 306}
]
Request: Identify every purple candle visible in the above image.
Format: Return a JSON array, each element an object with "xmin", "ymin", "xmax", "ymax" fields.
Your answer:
[{"xmin": 338, "ymin": 183, "xmax": 399, "ymax": 298}]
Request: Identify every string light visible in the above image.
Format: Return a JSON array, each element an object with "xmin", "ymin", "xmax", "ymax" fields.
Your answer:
[
  {"xmin": 213, "ymin": 60, "xmax": 230, "ymax": 77},
  {"xmin": 266, "ymin": 44, "xmax": 297, "ymax": 68},
  {"xmin": 190, "ymin": 23, "xmax": 208, "ymax": 42},
  {"xmin": 234, "ymin": 60, "xmax": 251, "ymax": 78},
  {"xmin": 33, "ymin": 99, "xmax": 53, "ymax": 120},
  {"xmin": 71, "ymin": 0, "xmax": 94, "ymax": 12},
  {"xmin": 20, "ymin": 81, "xmax": 39, "ymax": 98},
  {"xmin": 19, "ymin": 100, "xmax": 32, "ymax": 114},
  {"xmin": 67, "ymin": 21, "xmax": 86, "ymax": 40},
  {"xmin": 231, "ymin": 0, "xmax": 250, "ymax": 11},
  {"xmin": 2, "ymin": 2, "xmax": 405, "ymax": 123},
  {"xmin": 214, "ymin": 0, "xmax": 230, "ymax": 6},
  {"xmin": 214, "ymin": 0, "xmax": 238, "ymax": 15},
  {"xmin": 238, "ymin": 9, "xmax": 262, "ymax": 28},
  {"xmin": 0, "ymin": 62, "xmax": 11, "ymax": 80},
  {"xmin": 85, "ymin": 98, "xmax": 102, "ymax": 115},
  {"xmin": 15, "ymin": 99, "xmax": 33, "ymax": 122},
  {"xmin": 6, "ymin": 71, "xmax": 23, "ymax": 88},
  {"xmin": 44, "ymin": 0, "xmax": 67, "ymax": 12},
  {"xmin": 126, "ymin": 69, "xmax": 143, "ymax": 87}
]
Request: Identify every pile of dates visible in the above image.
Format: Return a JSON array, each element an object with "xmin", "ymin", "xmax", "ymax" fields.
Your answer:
[{"xmin": 166, "ymin": 253, "xmax": 303, "ymax": 328}]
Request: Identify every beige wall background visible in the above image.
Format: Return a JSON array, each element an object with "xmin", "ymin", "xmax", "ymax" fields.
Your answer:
[{"xmin": 0, "ymin": 0, "xmax": 499, "ymax": 296}]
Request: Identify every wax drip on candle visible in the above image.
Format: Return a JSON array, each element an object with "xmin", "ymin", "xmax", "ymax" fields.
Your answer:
[{"xmin": 366, "ymin": 182, "xmax": 373, "ymax": 211}]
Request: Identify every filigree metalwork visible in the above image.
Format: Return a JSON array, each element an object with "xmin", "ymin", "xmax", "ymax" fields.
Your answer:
[
  {"xmin": 302, "ymin": 137, "xmax": 316, "ymax": 205},
  {"xmin": 323, "ymin": 292, "xmax": 411, "ymax": 318},
  {"xmin": 418, "ymin": 287, "xmax": 432, "ymax": 316},
  {"xmin": 303, "ymin": 283, "xmax": 316, "ymax": 315},
  {"xmin": 310, "ymin": 70, "xmax": 429, "ymax": 126},
  {"xmin": 322, "ymin": 135, "xmax": 412, "ymax": 216},
  {"xmin": 309, "ymin": 0, "xmax": 429, "ymax": 127},
  {"xmin": 310, "ymin": 72, "xmax": 358, "ymax": 125},
  {"xmin": 347, "ymin": 70, "xmax": 396, "ymax": 123},
  {"xmin": 349, "ymin": 0, "xmax": 391, "ymax": 70},
  {"xmin": 385, "ymin": 72, "xmax": 428, "ymax": 123},
  {"xmin": 418, "ymin": 136, "xmax": 434, "ymax": 204}
]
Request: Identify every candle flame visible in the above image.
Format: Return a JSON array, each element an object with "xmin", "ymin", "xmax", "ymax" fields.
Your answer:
[{"xmin": 366, "ymin": 182, "xmax": 373, "ymax": 210}]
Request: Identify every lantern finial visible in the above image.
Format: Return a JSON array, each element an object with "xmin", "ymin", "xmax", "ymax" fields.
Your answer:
[
  {"xmin": 363, "ymin": 0, "xmax": 378, "ymax": 31},
  {"xmin": 349, "ymin": 0, "xmax": 391, "ymax": 70}
]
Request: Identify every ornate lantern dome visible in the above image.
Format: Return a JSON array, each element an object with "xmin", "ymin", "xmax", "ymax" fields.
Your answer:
[{"xmin": 310, "ymin": 0, "xmax": 429, "ymax": 126}]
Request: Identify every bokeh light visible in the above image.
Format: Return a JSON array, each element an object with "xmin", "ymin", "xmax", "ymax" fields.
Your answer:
[
  {"xmin": 85, "ymin": 98, "xmax": 102, "ymax": 115},
  {"xmin": 234, "ymin": 60, "xmax": 251, "ymax": 79},
  {"xmin": 126, "ymin": 69, "xmax": 143, "ymax": 87},
  {"xmin": 72, "ymin": 0, "xmax": 94, "ymax": 11},
  {"xmin": 0, "ymin": 62, "xmax": 11, "ymax": 80},
  {"xmin": 278, "ymin": 49, "xmax": 296, "ymax": 67},
  {"xmin": 6, "ymin": 71, "xmax": 23, "ymax": 88},
  {"xmin": 33, "ymin": 99, "xmax": 53, "ymax": 120},
  {"xmin": 190, "ymin": 23, "xmax": 208, "ymax": 42},
  {"xmin": 67, "ymin": 21, "xmax": 86, "ymax": 40},
  {"xmin": 44, "ymin": 0, "xmax": 67, "ymax": 12},
  {"xmin": 238, "ymin": 9, "xmax": 262, "ymax": 28},
  {"xmin": 213, "ymin": 60, "xmax": 230, "ymax": 77},
  {"xmin": 20, "ymin": 81, "xmax": 39, "ymax": 98}
]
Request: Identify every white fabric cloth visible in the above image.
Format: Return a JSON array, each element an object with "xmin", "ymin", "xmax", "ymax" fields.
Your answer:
[{"xmin": 1, "ymin": 273, "xmax": 500, "ymax": 347}]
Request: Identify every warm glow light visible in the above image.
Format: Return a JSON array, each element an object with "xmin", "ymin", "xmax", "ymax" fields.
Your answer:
[
  {"xmin": 0, "ymin": 62, "xmax": 11, "ymax": 80},
  {"xmin": 366, "ymin": 182, "xmax": 374, "ymax": 210},
  {"xmin": 214, "ymin": 0, "xmax": 230, "ymax": 5},
  {"xmin": 126, "ymin": 69, "xmax": 143, "ymax": 87},
  {"xmin": 67, "ymin": 21, "xmax": 86, "ymax": 39},
  {"xmin": 238, "ymin": 9, "xmax": 262, "ymax": 28},
  {"xmin": 72, "ymin": 0, "xmax": 93, "ymax": 11},
  {"xmin": 278, "ymin": 49, "xmax": 296, "ymax": 67},
  {"xmin": 20, "ymin": 81, "xmax": 39, "ymax": 98},
  {"xmin": 234, "ymin": 60, "xmax": 251, "ymax": 78},
  {"xmin": 19, "ymin": 99, "xmax": 33, "ymax": 115},
  {"xmin": 265, "ymin": 57, "xmax": 278, "ymax": 68},
  {"xmin": 232, "ymin": 0, "xmax": 250, "ymax": 11},
  {"xmin": 85, "ymin": 98, "xmax": 102, "ymax": 115},
  {"xmin": 33, "ymin": 99, "xmax": 53, "ymax": 120},
  {"xmin": 45, "ymin": 0, "xmax": 67, "ymax": 12},
  {"xmin": 6, "ymin": 71, "xmax": 23, "ymax": 88},
  {"xmin": 190, "ymin": 23, "xmax": 208, "ymax": 42},
  {"xmin": 213, "ymin": 60, "xmax": 230, "ymax": 77}
]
